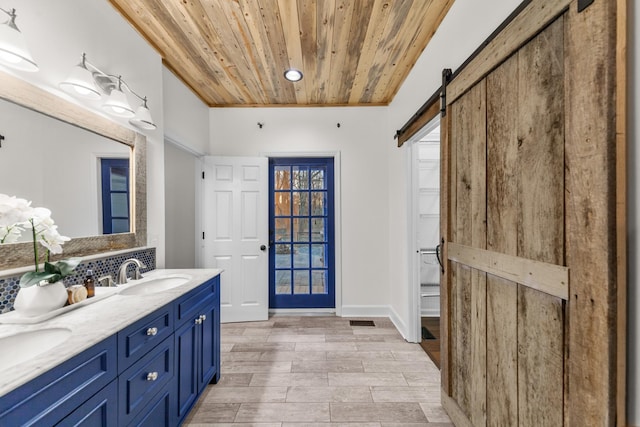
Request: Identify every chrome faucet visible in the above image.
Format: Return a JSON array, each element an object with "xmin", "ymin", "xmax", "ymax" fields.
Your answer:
[{"xmin": 115, "ymin": 258, "xmax": 147, "ymax": 285}]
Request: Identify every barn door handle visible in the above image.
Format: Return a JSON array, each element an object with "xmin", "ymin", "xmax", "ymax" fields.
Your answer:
[{"xmin": 435, "ymin": 240, "xmax": 444, "ymax": 274}]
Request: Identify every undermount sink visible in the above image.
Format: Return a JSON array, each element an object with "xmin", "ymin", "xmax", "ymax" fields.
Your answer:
[
  {"xmin": 118, "ymin": 275, "xmax": 191, "ymax": 296},
  {"xmin": 0, "ymin": 328, "xmax": 72, "ymax": 372}
]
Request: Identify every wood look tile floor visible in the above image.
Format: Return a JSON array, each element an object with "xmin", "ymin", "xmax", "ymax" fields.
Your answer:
[{"xmin": 184, "ymin": 316, "xmax": 453, "ymax": 426}]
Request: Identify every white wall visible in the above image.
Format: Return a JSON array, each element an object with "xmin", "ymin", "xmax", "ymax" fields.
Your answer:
[
  {"xmin": 628, "ymin": 1, "xmax": 639, "ymax": 424},
  {"xmin": 162, "ymin": 65, "xmax": 209, "ymax": 268},
  {"xmin": 162, "ymin": 66, "xmax": 210, "ymax": 155},
  {"xmin": 2, "ymin": 0, "xmax": 166, "ymax": 266},
  {"xmin": 164, "ymin": 142, "xmax": 197, "ymax": 268},
  {"xmin": 209, "ymin": 107, "xmax": 391, "ymax": 313}
]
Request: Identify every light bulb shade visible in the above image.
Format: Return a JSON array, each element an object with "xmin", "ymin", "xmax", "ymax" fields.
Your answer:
[
  {"xmin": 59, "ymin": 64, "xmax": 101, "ymax": 100},
  {"xmin": 102, "ymin": 88, "xmax": 134, "ymax": 118},
  {"xmin": 129, "ymin": 103, "xmax": 157, "ymax": 130},
  {"xmin": 284, "ymin": 68, "xmax": 303, "ymax": 82},
  {"xmin": 0, "ymin": 17, "xmax": 38, "ymax": 72}
]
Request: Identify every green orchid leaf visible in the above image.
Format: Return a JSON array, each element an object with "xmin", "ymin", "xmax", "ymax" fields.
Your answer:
[
  {"xmin": 44, "ymin": 262, "xmax": 62, "ymax": 275},
  {"xmin": 19, "ymin": 271, "xmax": 57, "ymax": 287},
  {"xmin": 56, "ymin": 257, "xmax": 81, "ymax": 276},
  {"xmin": 22, "ymin": 258, "xmax": 81, "ymax": 286}
]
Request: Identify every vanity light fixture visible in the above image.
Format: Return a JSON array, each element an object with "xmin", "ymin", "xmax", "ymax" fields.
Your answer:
[
  {"xmin": 284, "ymin": 68, "xmax": 303, "ymax": 82},
  {"xmin": 0, "ymin": 7, "xmax": 38, "ymax": 72},
  {"xmin": 59, "ymin": 53, "xmax": 101, "ymax": 100},
  {"xmin": 129, "ymin": 97, "xmax": 156, "ymax": 130},
  {"xmin": 102, "ymin": 76, "xmax": 135, "ymax": 118},
  {"xmin": 60, "ymin": 53, "xmax": 157, "ymax": 130}
]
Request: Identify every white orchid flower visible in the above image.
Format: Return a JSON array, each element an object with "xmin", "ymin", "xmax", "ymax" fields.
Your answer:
[
  {"xmin": 39, "ymin": 224, "xmax": 70, "ymax": 254},
  {"xmin": 0, "ymin": 223, "xmax": 24, "ymax": 243},
  {"xmin": 0, "ymin": 194, "xmax": 33, "ymax": 228},
  {"xmin": 0, "ymin": 194, "xmax": 79, "ymax": 286}
]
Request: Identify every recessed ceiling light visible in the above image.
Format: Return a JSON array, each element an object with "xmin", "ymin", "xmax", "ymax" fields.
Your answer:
[{"xmin": 284, "ymin": 68, "xmax": 303, "ymax": 82}]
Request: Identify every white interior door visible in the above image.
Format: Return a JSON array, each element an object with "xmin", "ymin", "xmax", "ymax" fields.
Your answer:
[{"xmin": 202, "ymin": 156, "xmax": 269, "ymax": 323}]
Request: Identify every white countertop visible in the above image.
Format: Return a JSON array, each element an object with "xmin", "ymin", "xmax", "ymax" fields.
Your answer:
[{"xmin": 0, "ymin": 268, "xmax": 222, "ymax": 397}]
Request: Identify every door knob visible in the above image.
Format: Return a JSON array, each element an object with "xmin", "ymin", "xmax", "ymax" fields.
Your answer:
[{"xmin": 260, "ymin": 245, "xmax": 267, "ymax": 251}]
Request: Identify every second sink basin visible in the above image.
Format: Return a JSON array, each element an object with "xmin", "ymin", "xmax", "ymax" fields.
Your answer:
[
  {"xmin": 118, "ymin": 274, "xmax": 191, "ymax": 296},
  {"xmin": 0, "ymin": 328, "xmax": 72, "ymax": 372}
]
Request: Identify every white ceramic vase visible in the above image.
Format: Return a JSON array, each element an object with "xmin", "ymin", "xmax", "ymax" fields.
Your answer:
[{"xmin": 13, "ymin": 281, "xmax": 68, "ymax": 317}]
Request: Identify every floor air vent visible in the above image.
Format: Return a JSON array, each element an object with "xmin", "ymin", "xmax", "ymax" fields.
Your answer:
[{"xmin": 350, "ymin": 320, "xmax": 375, "ymax": 327}]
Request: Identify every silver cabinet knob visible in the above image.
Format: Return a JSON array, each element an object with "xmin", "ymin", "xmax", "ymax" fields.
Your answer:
[
  {"xmin": 146, "ymin": 372, "xmax": 158, "ymax": 381},
  {"xmin": 195, "ymin": 318, "xmax": 202, "ymax": 325},
  {"xmin": 199, "ymin": 314, "xmax": 207, "ymax": 322},
  {"xmin": 146, "ymin": 327, "xmax": 158, "ymax": 336}
]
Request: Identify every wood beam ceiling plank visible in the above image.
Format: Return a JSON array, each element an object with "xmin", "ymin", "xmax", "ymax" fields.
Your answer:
[
  {"xmin": 158, "ymin": 0, "xmax": 253, "ymax": 104},
  {"xmin": 142, "ymin": 0, "xmax": 233, "ymax": 104},
  {"xmin": 315, "ymin": 0, "xmax": 336, "ymax": 103},
  {"xmin": 258, "ymin": 0, "xmax": 298, "ymax": 104},
  {"xmin": 277, "ymin": 0, "xmax": 308, "ymax": 104},
  {"xmin": 298, "ymin": 0, "xmax": 320, "ymax": 103},
  {"xmin": 336, "ymin": 0, "xmax": 374, "ymax": 104},
  {"xmin": 362, "ymin": 0, "xmax": 413, "ymax": 104},
  {"xmin": 328, "ymin": 0, "xmax": 356, "ymax": 104},
  {"xmin": 380, "ymin": 0, "xmax": 454, "ymax": 102},
  {"xmin": 109, "ymin": 0, "xmax": 455, "ymax": 107},
  {"xmin": 200, "ymin": 0, "xmax": 269, "ymax": 105},
  {"xmin": 236, "ymin": 0, "xmax": 285, "ymax": 104},
  {"xmin": 347, "ymin": 0, "xmax": 394, "ymax": 104},
  {"xmin": 110, "ymin": 1, "xmax": 205, "ymax": 103}
]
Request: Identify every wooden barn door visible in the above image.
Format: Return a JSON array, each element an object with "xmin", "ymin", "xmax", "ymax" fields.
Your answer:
[{"xmin": 439, "ymin": 1, "xmax": 625, "ymax": 426}]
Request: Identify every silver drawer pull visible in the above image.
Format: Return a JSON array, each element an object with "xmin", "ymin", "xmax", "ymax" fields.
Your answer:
[
  {"xmin": 195, "ymin": 318, "xmax": 202, "ymax": 325},
  {"xmin": 146, "ymin": 372, "xmax": 158, "ymax": 381},
  {"xmin": 146, "ymin": 327, "xmax": 158, "ymax": 336},
  {"xmin": 199, "ymin": 314, "xmax": 207, "ymax": 322}
]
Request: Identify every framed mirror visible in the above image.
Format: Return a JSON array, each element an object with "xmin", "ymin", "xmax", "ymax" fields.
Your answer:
[{"xmin": 0, "ymin": 70, "xmax": 146, "ymax": 270}]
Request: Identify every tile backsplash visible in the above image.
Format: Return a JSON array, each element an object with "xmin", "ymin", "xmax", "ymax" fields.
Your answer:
[{"xmin": 0, "ymin": 248, "xmax": 155, "ymax": 314}]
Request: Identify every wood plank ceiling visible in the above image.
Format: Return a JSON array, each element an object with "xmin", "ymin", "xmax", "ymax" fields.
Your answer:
[{"xmin": 108, "ymin": 0, "xmax": 454, "ymax": 107}]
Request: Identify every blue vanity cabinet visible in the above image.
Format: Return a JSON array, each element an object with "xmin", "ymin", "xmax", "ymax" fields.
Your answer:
[
  {"xmin": 0, "ymin": 335, "xmax": 117, "ymax": 426},
  {"xmin": 174, "ymin": 275, "xmax": 220, "ymax": 423},
  {"xmin": 0, "ymin": 273, "xmax": 221, "ymax": 426}
]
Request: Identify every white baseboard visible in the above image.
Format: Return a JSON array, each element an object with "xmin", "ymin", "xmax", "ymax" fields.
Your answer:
[
  {"xmin": 340, "ymin": 305, "xmax": 390, "ymax": 318},
  {"xmin": 421, "ymin": 309, "xmax": 441, "ymax": 317},
  {"xmin": 389, "ymin": 306, "xmax": 411, "ymax": 341},
  {"xmin": 269, "ymin": 308, "xmax": 336, "ymax": 315},
  {"xmin": 340, "ymin": 305, "xmax": 412, "ymax": 342}
]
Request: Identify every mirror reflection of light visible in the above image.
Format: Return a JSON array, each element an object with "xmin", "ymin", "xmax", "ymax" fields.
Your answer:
[
  {"xmin": 0, "ymin": 51, "xmax": 21, "ymax": 64},
  {"xmin": 74, "ymin": 86, "xmax": 94, "ymax": 96}
]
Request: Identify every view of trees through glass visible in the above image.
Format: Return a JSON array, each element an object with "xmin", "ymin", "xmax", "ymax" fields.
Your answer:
[{"xmin": 273, "ymin": 165, "xmax": 328, "ymax": 295}]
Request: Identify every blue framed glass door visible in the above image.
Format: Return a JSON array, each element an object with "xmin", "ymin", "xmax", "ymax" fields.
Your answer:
[
  {"xmin": 101, "ymin": 158, "xmax": 130, "ymax": 234},
  {"xmin": 269, "ymin": 158, "xmax": 335, "ymax": 309}
]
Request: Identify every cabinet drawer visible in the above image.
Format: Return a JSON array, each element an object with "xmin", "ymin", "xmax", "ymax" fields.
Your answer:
[
  {"xmin": 175, "ymin": 278, "xmax": 218, "ymax": 326},
  {"xmin": 128, "ymin": 387, "xmax": 173, "ymax": 427},
  {"xmin": 118, "ymin": 303, "xmax": 173, "ymax": 372},
  {"xmin": 0, "ymin": 336, "xmax": 117, "ymax": 426},
  {"xmin": 118, "ymin": 336, "xmax": 174, "ymax": 426},
  {"xmin": 56, "ymin": 380, "xmax": 118, "ymax": 427}
]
